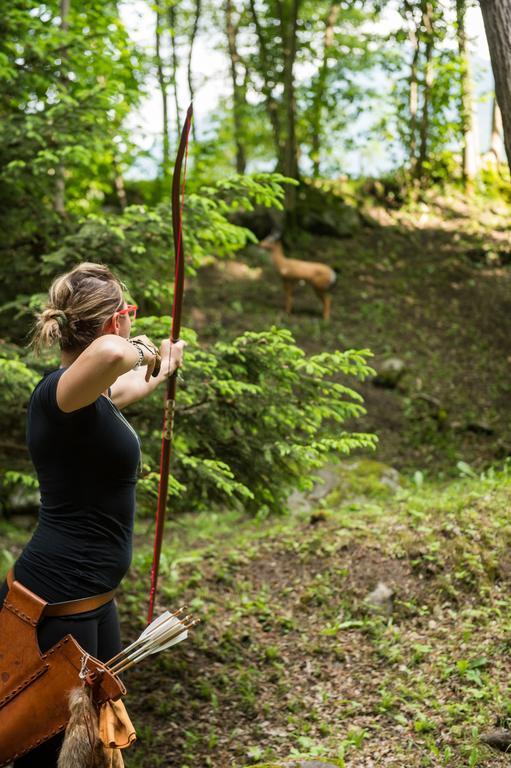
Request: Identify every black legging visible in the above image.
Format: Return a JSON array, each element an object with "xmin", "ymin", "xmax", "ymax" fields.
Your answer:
[{"xmin": 0, "ymin": 583, "xmax": 121, "ymax": 768}]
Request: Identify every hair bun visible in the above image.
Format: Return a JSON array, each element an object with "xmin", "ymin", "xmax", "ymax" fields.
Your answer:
[
  {"xmin": 43, "ymin": 308, "xmax": 68, "ymax": 328},
  {"xmin": 31, "ymin": 262, "xmax": 122, "ymax": 354}
]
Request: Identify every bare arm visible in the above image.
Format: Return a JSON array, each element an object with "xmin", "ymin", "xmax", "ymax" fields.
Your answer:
[
  {"xmin": 110, "ymin": 339, "xmax": 186, "ymax": 409},
  {"xmin": 56, "ymin": 335, "xmax": 143, "ymax": 413}
]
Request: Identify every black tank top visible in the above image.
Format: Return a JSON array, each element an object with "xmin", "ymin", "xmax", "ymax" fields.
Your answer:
[{"xmin": 15, "ymin": 369, "xmax": 141, "ymax": 602}]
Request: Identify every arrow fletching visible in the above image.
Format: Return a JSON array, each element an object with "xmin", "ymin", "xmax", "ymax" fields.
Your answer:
[{"xmin": 106, "ymin": 608, "xmax": 198, "ymax": 675}]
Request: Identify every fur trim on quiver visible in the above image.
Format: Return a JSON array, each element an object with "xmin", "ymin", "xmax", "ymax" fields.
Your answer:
[{"xmin": 58, "ymin": 687, "xmax": 124, "ymax": 768}]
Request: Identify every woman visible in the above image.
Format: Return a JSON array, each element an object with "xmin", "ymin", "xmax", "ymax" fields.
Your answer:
[{"xmin": 0, "ymin": 262, "xmax": 185, "ymax": 766}]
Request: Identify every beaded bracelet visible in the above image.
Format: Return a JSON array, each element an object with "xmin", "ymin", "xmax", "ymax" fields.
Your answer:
[{"xmin": 129, "ymin": 340, "xmax": 145, "ymax": 370}]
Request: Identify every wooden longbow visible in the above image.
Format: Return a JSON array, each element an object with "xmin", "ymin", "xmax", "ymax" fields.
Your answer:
[{"xmin": 148, "ymin": 103, "xmax": 193, "ymax": 624}]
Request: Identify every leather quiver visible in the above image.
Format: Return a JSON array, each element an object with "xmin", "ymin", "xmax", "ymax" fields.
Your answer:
[{"xmin": 0, "ymin": 579, "xmax": 126, "ymax": 766}]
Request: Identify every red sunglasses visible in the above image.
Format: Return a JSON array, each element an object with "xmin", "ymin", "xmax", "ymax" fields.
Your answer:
[{"xmin": 117, "ymin": 304, "xmax": 138, "ymax": 320}]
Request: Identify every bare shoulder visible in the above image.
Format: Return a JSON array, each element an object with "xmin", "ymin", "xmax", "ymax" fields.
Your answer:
[{"xmin": 57, "ymin": 336, "xmax": 133, "ymax": 413}]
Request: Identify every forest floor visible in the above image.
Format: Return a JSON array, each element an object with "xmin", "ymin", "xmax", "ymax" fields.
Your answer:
[
  {"xmin": 123, "ymin": 467, "xmax": 511, "ymax": 768},
  {"xmin": 188, "ymin": 187, "xmax": 511, "ymax": 478},
  {"xmin": 2, "ymin": 188, "xmax": 511, "ymax": 767},
  {"xmin": 4, "ymin": 467, "xmax": 511, "ymax": 768}
]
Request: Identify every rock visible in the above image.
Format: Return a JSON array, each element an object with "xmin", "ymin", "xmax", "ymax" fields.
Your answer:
[
  {"xmin": 287, "ymin": 459, "xmax": 402, "ymax": 512},
  {"xmin": 372, "ymin": 358, "xmax": 406, "ymax": 389},
  {"xmin": 287, "ymin": 489, "xmax": 314, "ymax": 514},
  {"xmin": 288, "ymin": 459, "xmax": 404, "ymax": 513},
  {"xmin": 380, "ymin": 467, "xmax": 401, "ymax": 493},
  {"xmin": 5, "ymin": 485, "xmax": 39, "ymax": 517},
  {"xmin": 286, "ymin": 762, "xmax": 340, "ymax": 768},
  {"xmin": 495, "ymin": 440, "xmax": 511, "ymax": 459},
  {"xmin": 360, "ymin": 177, "xmax": 405, "ymax": 208},
  {"xmin": 250, "ymin": 762, "xmax": 339, "ymax": 768},
  {"xmin": 308, "ymin": 465, "xmax": 343, "ymax": 502},
  {"xmin": 465, "ymin": 247, "xmax": 511, "ymax": 267},
  {"xmin": 480, "ymin": 728, "xmax": 511, "ymax": 753},
  {"xmin": 299, "ymin": 204, "xmax": 359, "ymax": 238},
  {"xmin": 295, "ymin": 182, "xmax": 360, "ymax": 238},
  {"xmin": 411, "ymin": 392, "xmax": 448, "ymax": 426},
  {"xmin": 309, "ymin": 509, "xmax": 330, "ymax": 525},
  {"xmin": 287, "ymin": 464, "xmax": 342, "ymax": 513},
  {"xmin": 301, "ymin": 206, "xmax": 359, "ymax": 238},
  {"xmin": 365, "ymin": 581, "xmax": 394, "ymax": 616},
  {"xmin": 333, "ymin": 459, "xmax": 402, "ymax": 499},
  {"xmin": 464, "ymin": 421, "xmax": 494, "ymax": 436},
  {"xmin": 229, "ymin": 208, "xmax": 280, "ymax": 240}
]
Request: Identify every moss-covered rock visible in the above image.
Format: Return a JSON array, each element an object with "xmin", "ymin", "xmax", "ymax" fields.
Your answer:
[
  {"xmin": 288, "ymin": 458, "xmax": 402, "ymax": 513},
  {"xmin": 323, "ymin": 458, "xmax": 403, "ymax": 506},
  {"xmin": 372, "ymin": 357, "xmax": 406, "ymax": 389},
  {"xmin": 295, "ymin": 181, "xmax": 360, "ymax": 238},
  {"xmin": 248, "ymin": 762, "xmax": 340, "ymax": 768}
]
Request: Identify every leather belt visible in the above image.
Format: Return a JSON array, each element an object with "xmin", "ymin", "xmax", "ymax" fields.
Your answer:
[{"xmin": 6, "ymin": 569, "xmax": 116, "ymax": 618}]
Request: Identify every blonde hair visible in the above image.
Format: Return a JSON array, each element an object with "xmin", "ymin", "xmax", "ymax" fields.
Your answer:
[{"xmin": 31, "ymin": 262, "xmax": 124, "ymax": 353}]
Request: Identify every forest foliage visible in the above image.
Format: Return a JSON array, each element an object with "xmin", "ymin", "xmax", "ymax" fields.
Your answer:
[{"xmin": 0, "ymin": 0, "xmax": 507, "ymax": 517}]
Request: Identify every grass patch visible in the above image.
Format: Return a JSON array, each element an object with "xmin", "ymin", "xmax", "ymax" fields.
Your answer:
[{"xmin": 108, "ymin": 464, "xmax": 511, "ymax": 766}]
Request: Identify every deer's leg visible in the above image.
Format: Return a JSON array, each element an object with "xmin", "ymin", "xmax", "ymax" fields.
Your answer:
[
  {"xmin": 313, "ymin": 286, "xmax": 332, "ymax": 321},
  {"xmin": 322, "ymin": 293, "xmax": 332, "ymax": 321},
  {"xmin": 283, "ymin": 279, "xmax": 295, "ymax": 314}
]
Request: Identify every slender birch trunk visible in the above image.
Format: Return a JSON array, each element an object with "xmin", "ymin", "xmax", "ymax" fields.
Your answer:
[
  {"xmin": 169, "ymin": 1, "xmax": 181, "ymax": 136},
  {"xmin": 114, "ymin": 161, "xmax": 127, "ymax": 210},
  {"xmin": 249, "ymin": 0, "xmax": 282, "ymax": 163},
  {"xmin": 226, "ymin": 0, "xmax": 247, "ymax": 173},
  {"xmin": 490, "ymin": 92, "xmax": 503, "ymax": 161},
  {"xmin": 311, "ymin": 3, "xmax": 340, "ymax": 178},
  {"xmin": 409, "ymin": 25, "xmax": 420, "ymax": 172},
  {"xmin": 54, "ymin": 0, "xmax": 70, "ymax": 216},
  {"xmin": 416, "ymin": 1, "xmax": 433, "ymax": 181},
  {"xmin": 279, "ymin": 0, "xmax": 300, "ymax": 185},
  {"xmin": 456, "ymin": 0, "xmax": 479, "ymax": 186},
  {"xmin": 187, "ymin": 0, "xmax": 201, "ymax": 143},
  {"xmin": 155, "ymin": 2, "xmax": 170, "ymax": 180}
]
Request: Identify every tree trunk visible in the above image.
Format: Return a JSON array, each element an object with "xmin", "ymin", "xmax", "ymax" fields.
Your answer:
[
  {"xmin": 456, "ymin": 0, "xmax": 479, "ymax": 186},
  {"xmin": 169, "ymin": 1, "xmax": 181, "ymax": 136},
  {"xmin": 155, "ymin": 2, "xmax": 170, "ymax": 181},
  {"xmin": 409, "ymin": 24, "xmax": 420, "ymax": 171},
  {"xmin": 403, "ymin": 0, "xmax": 421, "ymax": 174},
  {"xmin": 114, "ymin": 160, "xmax": 127, "ymax": 211},
  {"xmin": 311, "ymin": 3, "xmax": 340, "ymax": 178},
  {"xmin": 416, "ymin": 1, "xmax": 433, "ymax": 181},
  {"xmin": 187, "ymin": 0, "xmax": 201, "ymax": 143},
  {"xmin": 479, "ymin": 1, "xmax": 511, "ymax": 176},
  {"xmin": 278, "ymin": 0, "xmax": 300, "ymax": 198},
  {"xmin": 249, "ymin": 0, "xmax": 282, "ymax": 162},
  {"xmin": 226, "ymin": 0, "xmax": 247, "ymax": 173},
  {"xmin": 54, "ymin": 0, "xmax": 70, "ymax": 216},
  {"xmin": 490, "ymin": 91, "xmax": 503, "ymax": 161}
]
